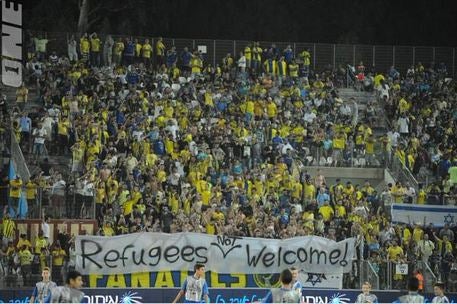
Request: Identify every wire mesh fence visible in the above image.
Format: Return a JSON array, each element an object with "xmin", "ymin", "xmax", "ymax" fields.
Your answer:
[{"xmin": 28, "ymin": 31, "xmax": 456, "ymax": 76}]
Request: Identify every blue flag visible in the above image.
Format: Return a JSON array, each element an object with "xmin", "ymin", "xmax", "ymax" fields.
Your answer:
[
  {"xmin": 8, "ymin": 159, "xmax": 16, "ymax": 180},
  {"xmin": 8, "ymin": 160, "xmax": 17, "ymax": 217},
  {"xmin": 17, "ymin": 194, "xmax": 28, "ymax": 219}
]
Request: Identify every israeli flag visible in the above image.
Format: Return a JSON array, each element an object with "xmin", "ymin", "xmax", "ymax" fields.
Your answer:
[{"xmin": 391, "ymin": 204, "xmax": 457, "ymax": 227}]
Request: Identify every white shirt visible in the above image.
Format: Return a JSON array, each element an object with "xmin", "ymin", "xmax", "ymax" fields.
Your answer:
[
  {"xmin": 398, "ymin": 117, "xmax": 410, "ymax": 133},
  {"xmin": 304, "ymin": 112, "xmax": 316, "ymax": 123},
  {"xmin": 340, "ymin": 104, "xmax": 352, "ymax": 116},
  {"xmin": 417, "ymin": 239, "xmax": 435, "ymax": 257},
  {"xmin": 388, "ymin": 131, "xmax": 400, "ymax": 147},
  {"xmin": 292, "ymin": 204, "xmax": 303, "ymax": 214},
  {"xmin": 42, "ymin": 117, "xmax": 55, "ymax": 140},
  {"xmin": 33, "ymin": 127, "xmax": 47, "ymax": 144},
  {"xmin": 432, "ymin": 295, "xmax": 450, "ymax": 303},
  {"xmin": 165, "ymin": 124, "xmax": 179, "ymax": 140},
  {"xmin": 406, "ymin": 186, "xmax": 416, "ymax": 198},
  {"xmin": 281, "ymin": 143, "xmax": 294, "ymax": 155},
  {"xmin": 238, "ymin": 56, "xmax": 246, "ymax": 68},
  {"xmin": 380, "ymin": 84, "xmax": 390, "ymax": 98},
  {"xmin": 68, "ymin": 40, "xmax": 77, "ymax": 54},
  {"xmin": 42, "ymin": 222, "xmax": 50, "ymax": 239}
]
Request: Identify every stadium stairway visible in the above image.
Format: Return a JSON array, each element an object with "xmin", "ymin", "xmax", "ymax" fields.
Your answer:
[
  {"xmin": 337, "ymin": 87, "xmax": 389, "ymax": 136},
  {"xmin": 3, "ymin": 86, "xmax": 72, "ymax": 181},
  {"xmin": 337, "ymin": 87, "xmax": 391, "ymax": 192}
]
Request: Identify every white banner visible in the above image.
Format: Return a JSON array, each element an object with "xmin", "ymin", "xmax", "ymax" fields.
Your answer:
[
  {"xmin": 299, "ymin": 272, "xmax": 343, "ymax": 289},
  {"xmin": 391, "ymin": 204, "xmax": 457, "ymax": 227},
  {"xmin": 395, "ymin": 263, "xmax": 409, "ymax": 275},
  {"xmin": 75, "ymin": 232, "xmax": 356, "ymax": 275}
]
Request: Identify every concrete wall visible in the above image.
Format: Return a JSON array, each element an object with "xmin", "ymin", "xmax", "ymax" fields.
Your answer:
[
  {"xmin": 302, "ymin": 167, "xmax": 384, "ymax": 179},
  {"xmin": 301, "ymin": 166, "xmax": 385, "ymax": 190}
]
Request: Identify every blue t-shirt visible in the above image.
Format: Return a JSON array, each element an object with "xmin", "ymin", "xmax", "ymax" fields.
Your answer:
[
  {"xmin": 284, "ymin": 49, "xmax": 294, "ymax": 63},
  {"xmin": 317, "ymin": 192, "xmax": 330, "ymax": 206},
  {"xmin": 20, "ymin": 116, "xmax": 32, "ymax": 132},
  {"xmin": 154, "ymin": 140, "xmax": 165, "ymax": 155},
  {"xmin": 167, "ymin": 51, "xmax": 177, "ymax": 66},
  {"xmin": 181, "ymin": 51, "xmax": 192, "ymax": 66},
  {"xmin": 125, "ymin": 42, "xmax": 135, "ymax": 56},
  {"xmin": 293, "ymin": 280, "xmax": 303, "ymax": 291}
]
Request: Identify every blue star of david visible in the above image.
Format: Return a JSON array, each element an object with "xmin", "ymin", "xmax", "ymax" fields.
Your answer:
[
  {"xmin": 306, "ymin": 273, "xmax": 327, "ymax": 286},
  {"xmin": 444, "ymin": 214, "xmax": 455, "ymax": 225}
]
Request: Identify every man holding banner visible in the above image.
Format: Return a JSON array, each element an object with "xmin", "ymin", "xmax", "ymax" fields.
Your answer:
[{"xmin": 172, "ymin": 263, "xmax": 209, "ymax": 303}]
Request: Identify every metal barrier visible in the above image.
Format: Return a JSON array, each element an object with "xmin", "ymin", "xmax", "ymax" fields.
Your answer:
[
  {"xmin": 387, "ymin": 156, "xmax": 420, "ymax": 191},
  {"xmin": 376, "ymin": 260, "xmax": 437, "ymax": 292},
  {"xmin": 28, "ymin": 31, "xmax": 457, "ymax": 76},
  {"xmin": 0, "ymin": 219, "xmax": 98, "ymax": 288},
  {"xmin": 360, "ymin": 260, "xmax": 380, "ymax": 290},
  {"xmin": 1, "ymin": 185, "xmax": 95, "ymax": 220},
  {"xmin": 301, "ymin": 139, "xmax": 386, "ymax": 168},
  {"xmin": 9, "ymin": 125, "xmax": 31, "ymax": 182}
]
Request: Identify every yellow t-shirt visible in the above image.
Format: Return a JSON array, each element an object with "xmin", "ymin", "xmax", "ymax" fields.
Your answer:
[
  {"xmin": 58, "ymin": 120, "xmax": 70, "ymax": 136},
  {"xmin": 387, "ymin": 246, "xmax": 404, "ymax": 261},
  {"xmin": 304, "ymin": 183, "xmax": 316, "ymax": 200},
  {"xmin": 333, "ymin": 137, "xmax": 346, "ymax": 150},
  {"xmin": 90, "ymin": 38, "xmax": 101, "ymax": 52},
  {"xmin": 417, "ymin": 190, "xmax": 427, "ymax": 204},
  {"xmin": 142, "ymin": 43, "xmax": 152, "ymax": 58},
  {"xmin": 17, "ymin": 238, "xmax": 32, "ymax": 249},
  {"xmin": 9, "ymin": 179, "xmax": 22, "ymax": 198},
  {"xmin": 156, "ymin": 41, "xmax": 165, "ymax": 56},
  {"xmin": 244, "ymin": 46, "xmax": 251, "ymax": 60},
  {"xmin": 26, "ymin": 182, "xmax": 37, "ymax": 199},
  {"xmin": 114, "ymin": 42, "xmax": 124, "ymax": 55},
  {"xmin": 52, "ymin": 249, "xmax": 66, "ymax": 266},
  {"xmin": 135, "ymin": 43, "xmax": 142, "ymax": 57},
  {"xmin": 34, "ymin": 238, "xmax": 47, "ymax": 254},
  {"xmin": 19, "ymin": 249, "xmax": 33, "ymax": 265},
  {"xmin": 319, "ymin": 205, "xmax": 334, "ymax": 222},
  {"xmin": 412, "ymin": 228, "xmax": 424, "ymax": 243},
  {"xmin": 123, "ymin": 199, "xmax": 135, "ymax": 216},
  {"xmin": 80, "ymin": 38, "xmax": 90, "ymax": 53},
  {"xmin": 335, "ymin": 205, "xmax": 346, "ymax": 217},
  {"xmin": 266, "ymin": 102, "xmax": 277, "ymax": 118}
]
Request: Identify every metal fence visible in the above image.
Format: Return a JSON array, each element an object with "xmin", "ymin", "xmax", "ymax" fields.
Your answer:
[
  {"xmin": 9, "ymin": 126, "xmax": 31, "ymax": 183},
  {"xmin": 29, "ymin": 31, "xmax": 457, "ymax": 76},
  {"xmin": 1, "ymin": 185, "xmax": 95, "ymax": 220},
  {"xmin": 296, "ymin": 139, "xmax": 388, "ymax": 169}
]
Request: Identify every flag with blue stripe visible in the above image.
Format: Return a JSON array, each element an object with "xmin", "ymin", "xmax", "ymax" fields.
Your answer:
[
  {"xmin": 391, "ymin": 204, "xmax": 457, "ymax": 227},
  {"xmin": 8, "ymin": 159, "xmax": 16, "ymax": 180}
]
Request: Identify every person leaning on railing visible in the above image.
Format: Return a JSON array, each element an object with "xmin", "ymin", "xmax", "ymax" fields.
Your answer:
[{"xmin": 9, "ymin": 175, "xmax": 23, "ymax": 216}]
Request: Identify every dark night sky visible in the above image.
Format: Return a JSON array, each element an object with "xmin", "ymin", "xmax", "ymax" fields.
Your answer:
[{"xmin": 22, "ymin": 0, "xmax": 457, "ymax": 47}]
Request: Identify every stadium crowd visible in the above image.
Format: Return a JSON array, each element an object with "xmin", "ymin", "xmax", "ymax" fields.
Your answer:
[{"xmin": 1, "ymin": 32, "xmax": 457, "ymax": 291}]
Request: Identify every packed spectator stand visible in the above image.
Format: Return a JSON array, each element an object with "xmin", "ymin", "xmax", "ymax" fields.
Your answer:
[{"xmin": 1, "ymin": 32, "xmax": 457, "ymax": 293}]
